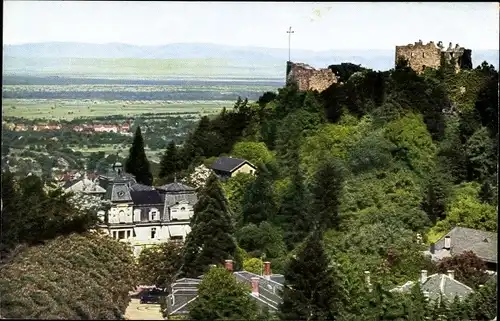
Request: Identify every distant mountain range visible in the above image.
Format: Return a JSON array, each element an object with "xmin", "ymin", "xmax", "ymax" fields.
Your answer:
[{"xmin": 3, "ymin": 42, "xmax": 499, "ymax": 74}]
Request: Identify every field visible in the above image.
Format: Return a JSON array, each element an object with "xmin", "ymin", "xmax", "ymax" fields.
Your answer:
[
  {"xmin": 2, "ymin": 99, "xmax": 229, "ymax": 120},
  {"xmin": 69, "ymin": 144, "xmax": 162, "ymax": 163}
]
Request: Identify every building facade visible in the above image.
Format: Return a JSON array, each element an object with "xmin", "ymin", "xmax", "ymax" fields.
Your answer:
[{"xmin": 92, "ymin": 163, "xmax": 198, "ymax": 257}]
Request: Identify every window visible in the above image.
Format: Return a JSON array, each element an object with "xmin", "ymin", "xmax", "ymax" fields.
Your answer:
[
  {"xmin": 422, "ymin": 52, "xmax": 425, "ymax": 58},
  {"xmin": 171, "ymin": 235, "xmax": 183, "ymax": 241},
  {"xmin": 180, "ymin": 207, "xmax": 186, "ymax": 211},
  {"xmin": 118, "ymin": 231, "xmax": 125, "ymax": 240},
  {"xmin": 151, "ymin": 212, "xmax": 157, "ymax": 221},
  {"xmin": 119, "ymin": 210, "xmax": 125, "ymax": 223},
  {"xmin": 126, "ymin": 230, "xmax": 131, "ymax": 238},
  {"xmin": 112, "ymin": 231, "xmax": 117, "ymax": 239},
  {"xmin": 133, "ymin": 230, "xmax": 136, "ymax": 237},
  {"xmin": 150, "ymin": 228, "xmax": 157, "ymax": 239}
]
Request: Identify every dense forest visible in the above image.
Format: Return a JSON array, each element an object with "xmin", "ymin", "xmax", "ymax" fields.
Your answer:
[{"xmin": 153, "ymin": 59, "xmax": 498, "ymax": 319}]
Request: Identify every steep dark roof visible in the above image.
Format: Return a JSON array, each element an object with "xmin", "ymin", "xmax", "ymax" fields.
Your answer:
[
  {"xmin": 157, "ymin": 182, "xmax": 195, "ymax": 193},
  {"xmin": 130, "ymin": 183, "xmax": 155, "ymax": 191},
  {"xmin": 130, "ymin": 190, "xmax": 163, "ymax": 205},
  {"xmin": 211, "ymin": 156, "xmax": 254, "ymax": 173},
  {"xmin": 433, "ymin": 227, "xmax": 497, "ymax": 263}
]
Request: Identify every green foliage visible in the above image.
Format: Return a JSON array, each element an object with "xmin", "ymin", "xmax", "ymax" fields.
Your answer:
[
  {"xmin": 421, "ymin": 167, "xmax": 452, "ymax": 224},
  {"xmin": 231, "ymin": 141, "xmax": 274, "ymax": 166},
  {"xmin": 327, "ymin": 62, "xmax": 367, "ymax": 83},
  {"xmin": 279, "ymin": 232, "xmax": 348, "ymax": 321},
  {"xmin": 0, "ymin": 172, "xmax": 98, "ymax": 254},
  {"xmin": 181, "ymin": 174, "xmax": 238, "ymax": 278},
  {"xmin": 300, "ymin": 122, "xmax": 361, "ymax": 178},
  {"xmin": 159, "ymin": 140, "xmax": 182, "ymax": 180},
  {"xmin": 137, "ymin": 241, "xmax": 183, "ymax": 288},
  {"xmin": 241, "ymin": 164, "xmax": 278, "ymax": 225},
  {"xmin": 310, "ymin": 157, "xmax": 344, "ymax": 230},
  {"xmin": 188, "ymin": 267, "xmax": 259, "ymax": 321},
  {"xmin": 383, "ymin": 113, "xmax": 437, "ymax": 177},
  {"xmin": 125, "ymin": 126, "xmax": 153, "ymax": 185},
  {"xmin": 221, "ymin": 172, "xmax": 256, "ymax": 226},
  {"xmin": 243, "ymin": 257, "xmax": 264, "ymax": 274},
  {"xmin": 0, "ymin": 232, "xmax": 138, "ymax": 319},
  {"xmin": 324, "ymin": 224, "xmax": 428, "ymax": 287},
  {"xmin": 430, "ymin": 182, "xmax": 497, "ymax": 235},
  {"xmin": 235, "ymin": 221, "xmax": 287, "ymax": 259},
  {"xmin": 465, "ymin": 126, "xmax": 496, "ymax": 182}
]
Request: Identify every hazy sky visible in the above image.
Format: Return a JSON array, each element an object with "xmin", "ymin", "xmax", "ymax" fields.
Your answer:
[{"xmin": 4, "ymin": 1, "xmax": 499, "ymax": 50}]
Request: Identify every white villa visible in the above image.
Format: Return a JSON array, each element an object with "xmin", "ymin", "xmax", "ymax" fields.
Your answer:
[{"xmin": 66, "ymin": 162, "xmax": 198, "ymax": 257}]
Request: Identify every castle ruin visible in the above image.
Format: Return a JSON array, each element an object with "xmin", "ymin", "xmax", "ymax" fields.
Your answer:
[
  {"xmin": 286, "ymin": 61, "xmax": 338, "ymax": 92},
  {"xmin": 395, "ymin": 40, "xmax": 472, "ymax": 74}
]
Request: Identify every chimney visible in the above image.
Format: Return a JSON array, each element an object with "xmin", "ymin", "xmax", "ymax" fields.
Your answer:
[
  {"xmin": 263, "ymin": 261, "xmax": 271, "ymax": 279},
  {"xmin": 447, "ymin": 270, "xmax": 455, "ymax": 280},
  {"xmin": 224, "ymin": 259, "xmax": 233, "ymax": 272},
  {"xmin": 421, "ymin": 270, "xmax": 428, "ymax": 285},
  {"xmin": 444, "ymin": 236, "xmax": 451, "ymax": 250},
  {"xmin": 364, "ymin": 271, "xmax": 372, "ymax": 292},
  {"xmin": 251, "ymin": 277, "xmax": 259, "ymax": 297},
  {"xmin": 430, "ymin": 243, "xmax": 435, "ymax": 254}
]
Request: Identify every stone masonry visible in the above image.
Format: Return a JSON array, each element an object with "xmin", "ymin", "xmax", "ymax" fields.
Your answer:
[
  {"xmin": 286, "ymin": 61, "xmax": 338, "ymax": 93},
  {"xmin": 395, "ymin": 40, "xmax": 472, "ymax": 74}
]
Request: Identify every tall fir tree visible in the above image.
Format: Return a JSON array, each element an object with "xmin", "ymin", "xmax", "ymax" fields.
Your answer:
[
  {"xmin": 279, "ymin": 231, "xmax": 348, "ymax": 321},
  {"xmin": 241, "ymin": 164, "xmax": 278, "ymax": 225},
  {"xmin": 159, "ymin": 141, "xmax": 181, "ymax": 180},
  {"xmin": 421, "ymin": 168, "xmax": 451, "ymax": 224},
  {"xmin": 311, "ymin": 159, "xmax": 344, "ymax": 231},
  {"xmin": 181, "ymin": 174, "xmax": 237, "ymax": 278},
  {"xmin": 125, "ymin": 126, "xmax": 153, "ymax": 186},
  {"xmin": 277, "ymin": 168, "xmax": 311, "ymax": 248}
]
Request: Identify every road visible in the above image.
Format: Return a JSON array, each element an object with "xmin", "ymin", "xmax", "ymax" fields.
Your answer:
[{"xmin": 125, "ymin": 298, "xmax": 163, "ymax": 320}]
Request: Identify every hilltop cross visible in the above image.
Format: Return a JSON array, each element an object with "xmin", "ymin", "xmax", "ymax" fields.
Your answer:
[{"xmin": 287, "ymin": 26, "xmax": 294, "ymax": 62}]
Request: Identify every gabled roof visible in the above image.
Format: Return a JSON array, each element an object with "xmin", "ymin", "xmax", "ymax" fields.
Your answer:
[
  {"xmin": 391, "ymin": 273, "xmax": 474, "ymax": 302},
  {"xmin": 433, "ymin": 227, "xmax": 497, "ymax": 264},
  {"xmin": 167, "ymin": 270, "xmax": 284, "ymax": 317},
  {"xmin": 130, "ymin": 190, "xmax": 163, "ymax": 205},
  {"xmin": 211, "ymin": 156, "xmax": 255, "ymax": 173},
  {"xmin": 157, "ymin": 181, "xmax": 196, "ymax": 193}
]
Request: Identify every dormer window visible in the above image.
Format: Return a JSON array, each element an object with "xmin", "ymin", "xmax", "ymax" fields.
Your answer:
[
  {"xmin": 181, "ymin": 207, "xmax": 186, "ymax": 211},
  {"xmin": 149, "ymin": 208, "xmax": 159, "ymax": 221}
]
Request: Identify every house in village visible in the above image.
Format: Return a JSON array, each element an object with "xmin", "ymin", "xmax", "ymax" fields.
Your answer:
[
  {"xmin": 95, "ymin": 163, "xmax": 198, "ymax": 257},
  {"xmin": 423, "ymin": 227, "xmax": 497, "ymax": 272},
  {"xmin": 390, "ymin": 269, "xmax": 474, "ymax": 303},
  {"xmin": 166, "ymin": 260, "xmax": 284, "ymax": 318},
  {"xmin": 62, "ymin": 170, "xmax": 107, "ymax": 196},
  {"xmin": 211, "ymin": 156, "xmax": 257, "ymax": 180}
]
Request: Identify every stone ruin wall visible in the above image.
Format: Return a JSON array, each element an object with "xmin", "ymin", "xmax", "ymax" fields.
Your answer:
[
  {"xmin": 395, "ymin": 41, "xmax": 441, "ymax": 73},
  {"xmin": 395, "ymin": 40, "xmax": 472, "ymax": 74},
  {"xmin": 286, "ymin": 61, "xmax": 337, "ymax": 92}
]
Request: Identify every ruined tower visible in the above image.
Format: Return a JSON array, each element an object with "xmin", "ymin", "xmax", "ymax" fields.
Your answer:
[
  {"xmin": 395, "ymin": 40, "xmax": 472, "ymax": 73},
  {"xmin": 286, "ymin": 61, "xmax": 338, "ymax": 92}
]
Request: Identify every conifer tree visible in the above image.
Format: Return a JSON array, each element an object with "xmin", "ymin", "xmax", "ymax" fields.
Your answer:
[
  {"xmin": 421, "ymin": 168, "xmax": 450, "ymax": 224},
  {"xmin": 277, "ymin": 168, "xmax": 311, "ymax": 248},
  {"xmin": 311, "ymin": 158, "xmax": 344, "ymax": 231},
  {"xmin": 478, "ymin": 180, "xmax": 494, "ymax": 204},
  {"xmin": 279, "ymin": 231, "xmax": 347, "ymax": 321},
  {"xmin": 125, "ymin": 126, "xmax": 153, "ymax": 185},
  {"xmin": 181, "ymin": 174, "xmax": 237, "ymax": 278},
  {"xmin": 241, "ymin": 164, "xmax": 278, "ymax": 225},
  {"xmin": 159, "ymin": 141, "xmax": 181, "ymax": 180}
]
